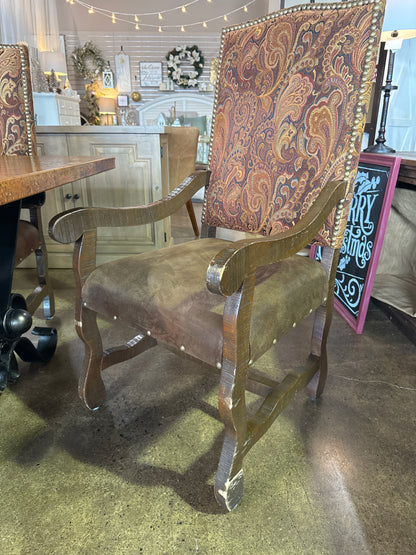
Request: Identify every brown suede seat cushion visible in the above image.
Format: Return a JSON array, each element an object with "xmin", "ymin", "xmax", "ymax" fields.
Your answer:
[
  {"xmin": 82, "ymin": 238, "xmax": 328, "ymax": 368},
  {"xmin": 14, "ymin": 220, "xmax": 41, "ymax": 266}
]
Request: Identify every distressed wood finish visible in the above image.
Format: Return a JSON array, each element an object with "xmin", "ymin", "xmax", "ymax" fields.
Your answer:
[
  {"xmin": 0, "ymin": 156, "xmax": 115, "ymax": 206},
  {"xmin": 206, "ymin": 180, "xmax": 346, "ymax": 297},
  {"xmin": 215, "ymin": 272, "xmax": 256, "ymax": 510},
  {"xmin": 307, "ymin": 246, "xmax": 340, "ymax": 399},
  {"xmin": 50, "ymin": 171, "xmax": 210, "ymax": 244},
  {"xmin": 36, "ymin": 127, "xmax": 171, "ymax": 267}
]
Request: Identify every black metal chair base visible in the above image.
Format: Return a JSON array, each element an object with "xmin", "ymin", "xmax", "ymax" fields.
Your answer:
[{"xmin": 0, "ymin": 294, "xmax": 57, "ymax": 391}]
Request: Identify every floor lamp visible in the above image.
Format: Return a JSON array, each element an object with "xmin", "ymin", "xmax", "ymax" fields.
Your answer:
[{"xmin": 365, "ymin": 0, "xmax": 416, "ymax": 153}]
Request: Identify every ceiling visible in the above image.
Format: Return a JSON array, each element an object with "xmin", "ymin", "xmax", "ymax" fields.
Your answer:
[{"xmin": 57, "ymin": 0, "xmax": 270, "ymax": 33}]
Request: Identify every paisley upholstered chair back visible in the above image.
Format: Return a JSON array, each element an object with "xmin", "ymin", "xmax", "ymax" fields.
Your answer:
[
  {"xmin": 204, "ymin": 1, "xmax": 384, "ymax": 248},
  {"xmin": 0, "ymin": 44, "xmax": 37, "ymax": 156}
]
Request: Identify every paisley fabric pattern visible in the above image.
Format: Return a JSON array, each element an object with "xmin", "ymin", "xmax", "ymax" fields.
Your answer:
[
  {"xmin": 205, "ymin": 1, "xmax": 384, "ymax": 248},
  {"xmin": 0, "ymin": 44, "xmax": 36, "ymax": 156}
]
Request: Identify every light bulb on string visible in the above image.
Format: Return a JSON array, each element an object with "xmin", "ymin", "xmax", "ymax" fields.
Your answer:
[{"xmin": 70, "ymin": 0, "xmax": 259, "ymax": 30}]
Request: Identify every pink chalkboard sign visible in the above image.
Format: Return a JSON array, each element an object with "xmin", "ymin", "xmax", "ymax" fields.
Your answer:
[{"xmin": 311, "ymin": 153, "xmax": 401, "ymax": 333}]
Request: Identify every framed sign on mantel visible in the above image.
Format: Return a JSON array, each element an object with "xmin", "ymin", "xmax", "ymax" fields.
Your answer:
[
  {"xmin": 140, "ymin": 62, "xmax": 162, "ymax": 87},
  {"xmin": 311, "ymin": 153, "xmax": 402, "ymax": 333}
]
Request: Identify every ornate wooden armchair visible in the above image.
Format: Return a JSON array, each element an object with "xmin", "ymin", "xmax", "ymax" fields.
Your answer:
[
  {"xmin": 0, "ymin": 44, "xmax": 55, "ymax": 319},
  {"xmin": 50, "ymin": 0, "xmax": 384, "ymax": 510}
]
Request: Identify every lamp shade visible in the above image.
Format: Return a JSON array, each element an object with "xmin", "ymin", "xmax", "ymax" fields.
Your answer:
[
  {"xmin": 382, "ymin": 0, "xmax": 416, "ymax": 41},
  {"xmin": 98, "ymin": 97, "xmax": 116, "ymax": 114},
  {"xmin": 39, "ymin": 51, "xmax": 67, "ymax": 75}
]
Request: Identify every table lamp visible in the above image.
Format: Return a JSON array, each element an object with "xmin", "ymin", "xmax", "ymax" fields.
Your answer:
[
  {"xmin": 365, "ymin": 0, "xmax": 416, "ymax": 153},
  {"xmin": 98, "ymin": 97, "xmax": 117, "ymax": 125},
  {"xmin": 39, "ymin": 51, "xmax": 68, "ymax": 90}
]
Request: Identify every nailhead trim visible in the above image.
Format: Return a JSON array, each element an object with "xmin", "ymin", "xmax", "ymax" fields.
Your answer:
[{"xmin": 207, "ymin": 0, "xmax": 383, "ymax": 248}]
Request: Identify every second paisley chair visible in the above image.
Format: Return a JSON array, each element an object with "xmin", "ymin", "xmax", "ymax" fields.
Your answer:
[
  {"xmin": 50, "ymin": 1, "xmax": 385, "ymax": 510},
  {"xmin": 0, "ymin": 43, "xmax": 55, "ymax": 319}
]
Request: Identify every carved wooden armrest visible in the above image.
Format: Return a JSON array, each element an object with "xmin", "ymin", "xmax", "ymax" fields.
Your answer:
[
  {"xmin": 49, "ymin": 170, "xmax": 210, "ymax": 244},
  {"xmin": 206, "ymin": 180, "xmax": 347, "ymax": 296}
]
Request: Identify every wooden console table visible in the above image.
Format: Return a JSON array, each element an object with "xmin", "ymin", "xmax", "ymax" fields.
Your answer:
[
  {"xmin": 387, "ymin": 151, "xmax": 416, "ymax": 188},
  {"xmin": 35, "ymin": 126, "xmax": 170, "ymax": 267}
]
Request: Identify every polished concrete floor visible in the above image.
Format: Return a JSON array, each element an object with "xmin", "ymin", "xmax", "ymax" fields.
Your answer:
[{"xmin": 1, "ymin": 205, "xmax": 415, "ymax": 554}]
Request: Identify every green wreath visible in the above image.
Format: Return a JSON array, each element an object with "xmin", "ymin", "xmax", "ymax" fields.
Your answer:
[
  {"xmin": 166, "ymin": 45, "xmax": 204, "ymax": 88},
  {"xmin": 72, "ymin": 41, "xmax": 105, "ymax": 81}
]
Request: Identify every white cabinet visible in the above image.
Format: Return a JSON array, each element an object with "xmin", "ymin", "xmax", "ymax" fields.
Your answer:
[
  {"xmin": 33, "ymin": 93, "xmax": 81, "ymax": 126},
  {"xmin": 36, "ymin": 126, "xmax": 169, "ymax": 267}
]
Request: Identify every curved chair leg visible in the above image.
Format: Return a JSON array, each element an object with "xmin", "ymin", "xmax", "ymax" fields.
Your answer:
[
  {"xmin": 214, "ymin": 427, "xmax": 245, "ymax": 511},
  {"xmin": 76, "ymin": 305, "xmax": 106, "ymax": 410},
  {"xmin": 35, "ymin": 241, "xmax": 55, "ymax": 319},
  {"xmin": 185, "ymin": 199, "xmax": 199, "ymax": 236},
  {"xmin": 215, "ymin": 356, "xmax": 250, "ymax": 510},
  {"xmin": 27, "ymin": 204, "xmax": 55, "ymax": 319},
  {"xmin": 307, "ymin": 246, "xmax": 340, "ymax": 400},
  {"xmin": 214, "ymin": 274, "xmax": 255, "ymax": 511},
  {"xmin": 307, "ymin": 303, "xmax": 329, "ymax": 400}
]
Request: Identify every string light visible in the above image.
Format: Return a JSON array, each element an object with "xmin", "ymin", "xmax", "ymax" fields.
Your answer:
[
  {"xmin": 181, "ymin": 25, "xmax": 185, "ymax": 32},
  {"xmin": 67, "ymin": 0, "xmax": 258, "ymax": 30},
  {"xmin": 135, "ymin": 24, "xmax": 140, "ymax": 30}
]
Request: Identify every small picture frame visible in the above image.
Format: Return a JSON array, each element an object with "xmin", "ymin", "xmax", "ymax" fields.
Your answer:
[
  {"xmin": 117, "ymin": 94, "xmax": 129, "ymax": 107},
  {"xmin": 140, "ymin": 62, "xmax": 163, "ymax": 87}
]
